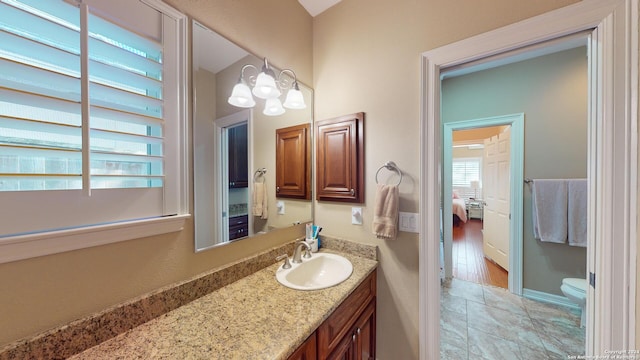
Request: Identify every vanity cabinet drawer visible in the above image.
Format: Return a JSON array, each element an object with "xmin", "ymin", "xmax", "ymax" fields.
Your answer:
[
  {"xmin": 317, "ymin": 270, "xmax": 376, "ymax": 358},
  {"xmin": 228, "ymin": 215, "xmax": 248, "ymax": 240}
]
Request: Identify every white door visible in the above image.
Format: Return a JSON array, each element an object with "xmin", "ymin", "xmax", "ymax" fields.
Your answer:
[{"xmin": 483, "ymin": 127, "xmax": 511, "ymax": 270}]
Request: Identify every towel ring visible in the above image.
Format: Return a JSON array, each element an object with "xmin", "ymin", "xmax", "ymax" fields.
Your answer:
[
  {"xmin": 253, "ymin": 168, "xmax": 267, "ymax": 182},
  {"xmin": 375, "ymin": 161, "xmax": 402, "ymax": 186}
]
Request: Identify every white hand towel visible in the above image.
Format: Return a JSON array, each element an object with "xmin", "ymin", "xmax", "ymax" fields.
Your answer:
[
  {"xmin": 372, "ymin": 184, "xmax": 399, "ymax": 240},
  {"xmin": 532, "ymin": 179, "xmax": 567, "ymax": 243},
  {"xmin": 252, "ymin": 182, "xmax": 268, "ymax": 219},
  {"xmin": 567, "ymin": 179, "xmax": 587, "ymax": 247}
]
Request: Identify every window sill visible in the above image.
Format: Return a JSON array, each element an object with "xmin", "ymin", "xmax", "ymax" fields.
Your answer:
[{"xmin": 0, "ymin": 214, "xmax": 191, "ymax": 264}]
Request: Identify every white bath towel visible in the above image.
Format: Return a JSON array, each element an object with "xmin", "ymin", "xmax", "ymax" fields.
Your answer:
[
  {"xmin": 372, "ymin": 184, "xmax": 399, "ymax": 240},
  {"xmin": 567, "ymin": 179, "xmax": 587, "ymax": 247},
  {"xmin": 532, "ymin": 179, "xmax": 567, "ymax": 243},
  {"xmin": 252, "ymin": 182, "xmax": 268, "ymax": 219}
]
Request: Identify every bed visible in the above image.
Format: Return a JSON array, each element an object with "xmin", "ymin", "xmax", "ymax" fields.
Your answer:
[{"xmin": 452, "ymin": 197, "xmax": 468, "ymax": 226}]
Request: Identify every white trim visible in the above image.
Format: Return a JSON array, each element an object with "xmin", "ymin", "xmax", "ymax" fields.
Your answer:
[
  {"xmin": 420, "ymin": 1, "xmax": 637, "ymax": 358},
  {"xmin": 522, "ymin": 288, "xmax": 581, "ymax": 310},
  {"xmin": 0, "ymin": 214, "xmax": 190, "ymax": 264},
  {"xmin": 443, "ymin": 114, "xmax": 524, "ymax": 295},
  {"xmin": 143, "ymin": 0, "xmax": 190, "ymax": 216}
]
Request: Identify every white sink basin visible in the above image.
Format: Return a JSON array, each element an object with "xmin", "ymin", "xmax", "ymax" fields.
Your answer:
[{"xmin": 276, "ymin": 253, "xmax": 353, "ymax": 290}]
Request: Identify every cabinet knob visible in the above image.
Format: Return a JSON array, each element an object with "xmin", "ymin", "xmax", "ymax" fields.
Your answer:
[
  {"xmin": 276, "ymin": 186, "xmax": 280, "ymax": 193},
  {"xmin": 357, "ymin": 327, "xmax": 361, "ymax": 335},
  {"xmin": 352, "ymin": 333, "xmax": 356, "ymax": 342},
  {"xmin": 350, "ymin": 188, "xmax": 355, "ymax": 196}
]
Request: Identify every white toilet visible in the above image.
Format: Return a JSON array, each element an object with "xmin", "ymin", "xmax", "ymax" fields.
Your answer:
[{"xmin": 560, "ymin": 277, "xmax": 587, "ymax": 327}]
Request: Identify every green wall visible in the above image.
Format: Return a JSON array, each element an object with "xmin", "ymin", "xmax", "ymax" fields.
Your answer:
[{"xmin": 442, "ymin": 46, "xmax": 588, "ymax": 295}]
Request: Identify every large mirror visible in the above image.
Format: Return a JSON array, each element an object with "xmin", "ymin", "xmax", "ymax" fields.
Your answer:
[{"xmin": 193, "ymin": 21, "xmax": 313, "ymax": 251}]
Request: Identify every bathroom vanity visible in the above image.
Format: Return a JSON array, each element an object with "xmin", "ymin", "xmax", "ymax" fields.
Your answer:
[
  {"xmin": 0, "ymin": 238, "xmax": 377, "ymax": 360},
  {"xmin": 68, "ymin": 248, "xmax": 377, "ymax": 359}
]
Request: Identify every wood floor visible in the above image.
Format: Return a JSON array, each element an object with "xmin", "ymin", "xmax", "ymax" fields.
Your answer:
[{"xmin": 452, "ymin": 219, "xmax": 508, "ymax": 288}]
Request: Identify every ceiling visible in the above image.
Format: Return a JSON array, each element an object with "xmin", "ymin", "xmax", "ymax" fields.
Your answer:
[{"xmin": 298, "ymin": 0, "xmax": 342, "ymax": 17}]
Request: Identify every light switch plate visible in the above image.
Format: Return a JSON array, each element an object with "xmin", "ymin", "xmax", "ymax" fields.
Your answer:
[
  {"xmin": 351, "ymin": 207, "xmax": 362, "ymax": 225},
  {"xmin": 277, "ymin": 201, "xmax": 285, "ymax": 215},
  {"xmin": 399, "ymin": 212, "xmax": 419, "ymax": 233}
]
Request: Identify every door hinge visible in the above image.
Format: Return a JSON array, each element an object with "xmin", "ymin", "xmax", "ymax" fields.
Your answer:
[{"xmin": 589, "ymin": 272, "xmax": 596, "ymax": 289}]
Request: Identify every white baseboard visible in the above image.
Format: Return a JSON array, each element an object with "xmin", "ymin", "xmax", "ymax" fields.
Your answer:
[{"xmin": 522, "ymin": 288, "xmax": 580, "ymax": 310}]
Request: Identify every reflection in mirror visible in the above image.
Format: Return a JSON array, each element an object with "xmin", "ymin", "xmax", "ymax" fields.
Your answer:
[{"xmin": 193, "ymin": 21, "xmax": 313, "ymax": 251}]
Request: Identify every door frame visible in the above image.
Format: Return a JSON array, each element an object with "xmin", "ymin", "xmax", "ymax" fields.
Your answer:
[
  {"xmin": 443, "ymin": 114, "xmax": 524, "ymax": 294},
  {"xmin": 213, "ymin": 109, "xmax": 253, "ymax": 245},
  {"xmin": 419, "ymin": 1, "xmax": 638, "ymax": 358}
]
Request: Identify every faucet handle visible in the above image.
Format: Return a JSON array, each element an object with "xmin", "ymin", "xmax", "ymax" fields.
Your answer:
[{"xmin": 276, "ymin": 254, "xmax": 292, "ymax": 269}]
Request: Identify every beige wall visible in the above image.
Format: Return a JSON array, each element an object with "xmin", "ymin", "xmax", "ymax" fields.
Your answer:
[
  {"xmin": 442, "ymin": 47, "xmax": 588, "ymax": 295},
  {"xmin": 313, "ymin": 0, "xmax": 579, "ymax": 358},
  {"xmin": 0, "ymin": 0, "xmax": 312, "ymax": 348}
]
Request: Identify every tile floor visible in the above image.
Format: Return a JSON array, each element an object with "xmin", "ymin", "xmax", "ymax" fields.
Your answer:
[{"xmin": 440, "ymin": 278, "xmax": 585, "ymax": 360}]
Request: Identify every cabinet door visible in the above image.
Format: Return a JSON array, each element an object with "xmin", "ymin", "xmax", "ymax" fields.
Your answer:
[
  {"xmin": 228, "ymin": 124, "xmax": 248, "ymax": 188},
  {"xmin": 276, "ymin": 123, "xmax": 311, "ymax": 199},
  {"xmin": 315, "ymin": 113, "xmax": 364, "ymax": 203},
  {"xmin": 354, "ymin": 300, "xmax": 376, "ymax": 360},
  {"xmin": 326, "ymin": 332, "xmax": 356, "ymax": 360},
  {"xmin": 318, "ymin": 271, "xmax": 376, "ymax": 358},
  {"xmin": 288, "ymin": 333, "xmax": 317, "ymax": 360}
]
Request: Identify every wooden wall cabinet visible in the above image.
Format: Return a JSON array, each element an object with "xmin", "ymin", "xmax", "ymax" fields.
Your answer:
[
  {"xmin": 315, "ymin": 113, "xmax": 364, "ymax": 203},
  {"xmin": 276, "ymin": 123, "xmax": 311, "ymax": 199},
  {"xmin": 228, "ymin": 124, "xmax": 248, "ymax": 188},
  {"xmin": 287, "ymin": 270, "xmax": 377, "ymax": 360}
]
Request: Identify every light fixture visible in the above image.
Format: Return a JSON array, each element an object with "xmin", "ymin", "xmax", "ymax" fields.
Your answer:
[{"xmin": 228, "ymin": 57, "xmax": 306, "ymax": 116}]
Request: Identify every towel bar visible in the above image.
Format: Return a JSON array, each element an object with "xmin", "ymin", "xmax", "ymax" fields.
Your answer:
[
  {"xmin": 375, "ymin": 161, "xmax": 403, "ymax": 186},
  {"xmin": 253, "ymin": 168, "xmax": 267, "ymax": 182}
]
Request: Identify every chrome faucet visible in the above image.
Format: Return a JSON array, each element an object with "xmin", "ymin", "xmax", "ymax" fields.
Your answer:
[{"xmin": 292, "ymin": 241, "xmax": 313, "ymax": 263}]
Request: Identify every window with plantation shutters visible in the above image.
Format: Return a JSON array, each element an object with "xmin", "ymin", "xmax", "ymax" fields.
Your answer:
[
  {"xmin": 0, "ymin": 0, "xmax": 163, "ymax": 190},
  {"xmin": 0, "ymin": 0, "xmax": 188, "ymax": 263},
  {"xmin": 452, "ymin": 157, "xmax": 481, "ymax": 199}
]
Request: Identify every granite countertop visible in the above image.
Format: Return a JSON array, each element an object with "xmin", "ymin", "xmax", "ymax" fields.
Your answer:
[{"xmin": 69, "ymin": 249, "xmax": 377, "ymax": 359}]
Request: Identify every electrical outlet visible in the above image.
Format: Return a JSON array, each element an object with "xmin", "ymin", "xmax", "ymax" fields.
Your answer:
[
  {"xmin": 351, "ymin": 207, "xmax": 362, "ymax": 225},
  {"xmin": 277, "ymin": 201, "xmax": 285, "ymax": 215}
]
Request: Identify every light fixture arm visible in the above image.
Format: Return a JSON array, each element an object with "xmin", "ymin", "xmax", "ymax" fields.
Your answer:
[
  {"xmin": 277, "ymin": 68, "xmax": 300, "ymax": 91},
  {"xmin": 238, "ymin": 64, "xmax": 258, "ymax": 86}
]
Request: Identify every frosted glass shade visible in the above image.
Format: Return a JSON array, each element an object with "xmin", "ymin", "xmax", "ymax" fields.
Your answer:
[
  {"xmin": 228, "ymin": 82, "xmax": 255, "ymax": 108},
  {"xmin": 263, "ymin": 97, "xmax": 285, "ymax": 116},
  {"xmin": 252, "ymin": 72, "xmax": 281, "ymax": 99},
  {"xmin": 283, "ymin": 88, "xmax": 306, "ymax": 109}
]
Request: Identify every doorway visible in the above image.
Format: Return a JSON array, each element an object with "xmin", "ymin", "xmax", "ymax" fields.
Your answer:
[
  {"xmin": 443, "ymin": 116, "xmax": 524, "ymax": 293},
  {"xmin": 419, "ymin": 1, "xmax": 638, "ymax": 359},
  {"xmin": 214, "ymin": 110, "xmax": 252, "ymax": 245}
]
